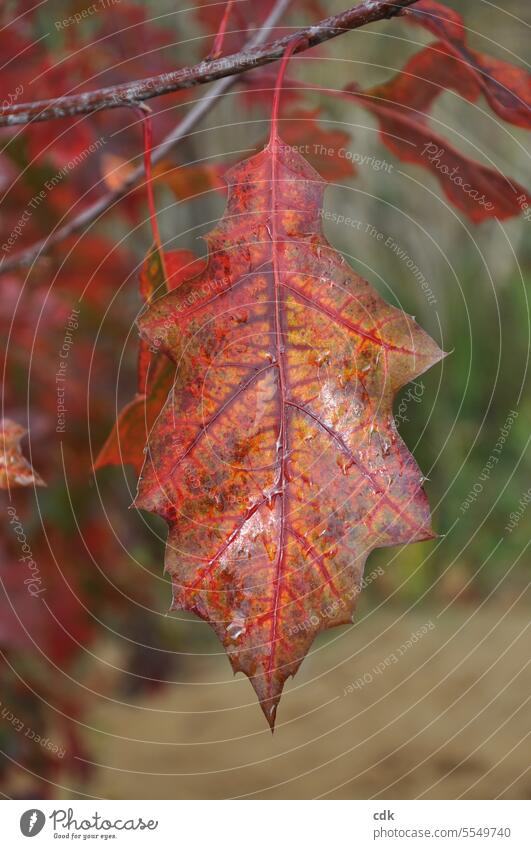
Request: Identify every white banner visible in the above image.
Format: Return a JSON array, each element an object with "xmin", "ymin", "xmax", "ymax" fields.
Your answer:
[{"xmin": 1, "ymin": 799, "xmax": 529, "ymax": 848}]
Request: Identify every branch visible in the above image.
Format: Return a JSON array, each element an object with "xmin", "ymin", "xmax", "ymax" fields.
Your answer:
[
  {"xmin": 0, "ymin": 1, "xmax": 419, "ymax": 128},
  {"xmin": 0, "ymin": 0, "xmax": 291, "ymax": 275}
]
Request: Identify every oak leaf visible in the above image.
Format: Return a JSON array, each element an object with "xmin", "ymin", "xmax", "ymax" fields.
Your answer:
[
  {"xmin": 134, "ymin": 133, "xmax": 444, "ymax": 727},
  {"xmin": 0, "ymin": 539, "xmax": 91, "ymax": 665},
  {"xmin": 101, "ymin": 153, "xmax": 223, "ymax": 201}
]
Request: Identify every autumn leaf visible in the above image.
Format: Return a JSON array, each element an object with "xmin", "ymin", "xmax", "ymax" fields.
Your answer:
[
  {"xmin": 134, "ymin": 70, "xmax": 444, "ymax": 725},
  {"xmin": 403, "ymin": 0, "xmax": 531, "ymax": 128},
  {"xmin": 138, "ymin": 243, "xmax": 205, "ymax": 306},
  {"xmin": 101, "ymin": 153, "xmax": 223, "ymax": 201},
  {"xmin": 0, "ymin": 419, "xmax": 45, "ymax": 489},
  {"xmin": 367, "ymin": 41, "xmax": 479, "ymax": 114}
]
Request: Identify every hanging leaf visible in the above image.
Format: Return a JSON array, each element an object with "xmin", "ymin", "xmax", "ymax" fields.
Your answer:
[
  {"xmin": 134, "ymin": 115, "xmax": 444, "ymax": 726},
  {"xmin": 402, "ymin": 0, "xmax": 531, "ymax": 128},
  {"xmin": 0, "ymin": 419, "xmax": 45, "ymax": 489}
]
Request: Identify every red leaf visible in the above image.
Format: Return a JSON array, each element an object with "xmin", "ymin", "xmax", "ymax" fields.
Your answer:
[
  {"xmin": 137, "ymin": 245, "xmax": 205, "ymax": 392},
  {"xmin": 0, "ymin": 419, "xmax": 45, "ymax": 489},
  {"xmin": 261, "ymin": 108, "xmax": 357, "ymax": 182},
  {"xmin": 95, "ymin": 356, "xmax": 175, "ymax": 476},
  {"xmin": 346, "ymin": 79, "xmax": 529, "ymax": 223},
  {"xmin": 403, "ymin": 0, "xmax": 531, "ymax": 128},
  {"xmin": 402, "ymin": 0, "xmax": 465, "ymax": 41},
  {"xmin": 138, "ymin": 244, "xmax": 205, "ymax": 306},
  {"xmin": 134, "ymin": 137, "xmax": 444, "ymax": 728},
  {"xmin": 165, "ymin": 250, "xmax": 206, "ymax": 291}
]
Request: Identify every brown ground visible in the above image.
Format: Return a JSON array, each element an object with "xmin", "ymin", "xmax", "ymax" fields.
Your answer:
[{"xmin": 69, "ymin": 597, "xmax": 531, "ymax": 800}]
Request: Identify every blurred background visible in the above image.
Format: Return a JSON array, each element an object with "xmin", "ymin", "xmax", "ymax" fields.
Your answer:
[{"xmin": 0, "ymin": 0, "xmax": 529, "ymax": 799}]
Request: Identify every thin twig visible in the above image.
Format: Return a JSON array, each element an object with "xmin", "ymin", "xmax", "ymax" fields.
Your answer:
[{"xmin": 0, "ymin": 1, "xmax": 419, "ymax": 128}]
